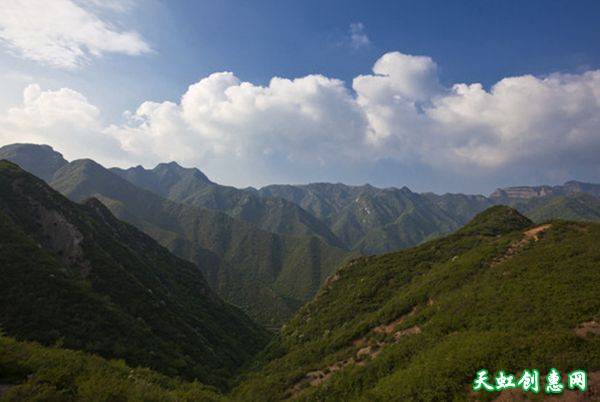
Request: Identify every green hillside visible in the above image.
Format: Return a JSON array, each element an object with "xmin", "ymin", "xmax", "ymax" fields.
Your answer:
[
  {"xmin": 0, "ymin": 161, "xmax": 269, "ymax": 388},
  {"xmin": 0, "ymin": 336, "xmax": 222, "ymax": 401},
  {"xmin": 233, "ymin": 206, "xmax": 600, "ymax": 401}
]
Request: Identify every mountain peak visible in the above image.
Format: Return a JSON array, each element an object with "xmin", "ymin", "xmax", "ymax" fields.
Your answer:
[
  {"xmin": 458, "ymin": 205, "xmax": 532, "ymax": 236},
  {"xmin": 155, "ymin": 161, "xmax": 183, "ymax": 169},
  {"xmin": 151, "ymin": 161, "xmax": 212, "ymax": 183},
  {"xmin": 0, "ymin": 143, "xmax": 68, "ymax": 182}
]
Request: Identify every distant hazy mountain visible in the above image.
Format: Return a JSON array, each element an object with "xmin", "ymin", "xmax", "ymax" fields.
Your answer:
[
  {"xmin": 256, "ymin": 183, "xmax": 493, "ymax": 254},
  {"xmin": 112, "ymin": 163, "xmax": 345, "ymax": 248},
  {"xmin": 490, "ymin": 180, "xmax": 600, "ymax": 199},
  {"xmin": 235, "ymin": 206, "xmax": 600, "ymax": 400},
  {"xmin": 257, "ymin": 180, "xmax": 600, "ymax": 254},
  {"xmin": 0, "ymin": 160, "xmax": 268, "ymax": 387},
  {"xmin": 0, "ymin": 144, "xmax": 352, "ymax": 327},
  {"xmin": 0, "ymin": 143, "xmax": 68, "ymax": 181}
]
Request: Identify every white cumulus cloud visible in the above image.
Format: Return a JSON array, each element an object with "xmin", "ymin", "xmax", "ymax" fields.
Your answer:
[
  {"xmin": 107, "ymin": 72, "xmax": 368, "ymax": 168},
  {"xmin": 0, "ymin": 83, "xmax": 127, "ymax": 165},
  {"xmin": 0, "ymin": 0, "xmax": 151, "ymax": 68},
  {"xmin": 1, "ymin": 51, "xmax": 600, "ymax": 189}
]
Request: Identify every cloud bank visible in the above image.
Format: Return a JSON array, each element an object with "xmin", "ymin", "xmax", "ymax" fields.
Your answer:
[
  {"xmin": 0, "ymin": 0, "xmax": 151, "ymax": 68},
  {"xmin": 1, "ymin": 51, "xmax": 599, "ymax": 189}
]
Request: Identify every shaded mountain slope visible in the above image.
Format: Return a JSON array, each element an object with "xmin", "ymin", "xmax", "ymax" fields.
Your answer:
[
  {"xmin": 233, "ymin": 206, "xmax": 600, "ymax": 401},
  {"xmin": 112, "ymin": 163, "xmax": 344, "ymax": 248},
  {"xmin": 0, "ymin": 161, "xmax": 268, "ymax": 387},
  {"xmin": 51, "ymin": 159, "xmax": 352, "ymax": 327}
]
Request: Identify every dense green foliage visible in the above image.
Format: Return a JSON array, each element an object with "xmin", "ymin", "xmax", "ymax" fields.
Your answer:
[
  {"xmin": 232, "ymin": 208, "xmax": 600, "ymax": 401},
  {"xmin": 0, "ymin": 161, "xmax": 269, "ymax": 387},
  {"xmin": 0, "ymin": 336, "xmax": 223, "ymax": 401}
]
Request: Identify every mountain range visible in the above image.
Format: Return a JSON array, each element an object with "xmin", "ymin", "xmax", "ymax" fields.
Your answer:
[
  {"xmin": 256, "ymin": 181, "xmax": 600, "ymax": 254},
  {"xmin": 2, "ymin": 143, "xmax": 600, "ymax": 329},
  {"xmin": 0, "ymin": 144, "xmax": 353, "ymax": 328},
  {"xmin": 111, "ymin": 163, "xmax": 344, "ymax": 248}
]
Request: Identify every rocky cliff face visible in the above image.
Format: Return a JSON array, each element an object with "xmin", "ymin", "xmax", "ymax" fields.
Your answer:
[
  {"xmin": 490, "ymin": 185, "xmax": 559, "ymax": 199},
  {"xmin": 490, "ymin": 180, "xmax": 600, "ymax": 199}
]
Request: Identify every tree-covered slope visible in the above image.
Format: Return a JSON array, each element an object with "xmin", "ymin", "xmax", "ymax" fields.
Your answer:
[
  {"xmin": 52, "ymin": 159, "xmax": 352, "ymax": 327},
  {"xmin": 0, "ymin": 336, "xmax": 223, "ymax": 401},
  {"xmin": 233, "ymin": 206, "xmax": 600, "ymax": 401},
  {"xmin": 0, "ymin": 161, "xmax": 269, "ymax": 388},
  {"xmin": 112, "ymin": 163, "xmax": 344, "ymax": 248}
]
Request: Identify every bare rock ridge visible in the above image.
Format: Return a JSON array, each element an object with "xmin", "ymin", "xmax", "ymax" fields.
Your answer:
[{"xmin": 491, "ymin": 180, "xmax": 600, "ymax": 199}]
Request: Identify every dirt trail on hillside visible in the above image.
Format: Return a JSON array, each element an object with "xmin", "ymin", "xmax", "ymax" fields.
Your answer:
[
  {"xmin": 490, "ymin": 224, "xmax": 552, "ymax": 268},
  {"xmin": 287, "ymin": 307, "xmax": 422, "ymax": 399},
  {"xmin": 523, "ymin": 224, "xmax": 552, "ymax": 240},
  {"xmin": 575, "ymin": 321, "xmax": 600, "ymax": 338}
]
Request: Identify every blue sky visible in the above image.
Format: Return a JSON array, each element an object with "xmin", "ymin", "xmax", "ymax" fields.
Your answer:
[{"xmin": 0, "ymin": 0, "xmax": 599, "ymax": 193}]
